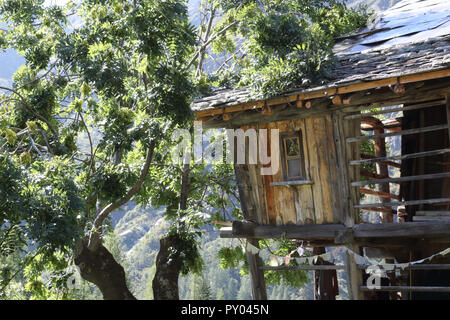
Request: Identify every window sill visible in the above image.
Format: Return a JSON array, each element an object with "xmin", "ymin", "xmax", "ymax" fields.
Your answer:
[{"xmin": 270, "ymin": 180, "xmax": 314, "ymax": 187}]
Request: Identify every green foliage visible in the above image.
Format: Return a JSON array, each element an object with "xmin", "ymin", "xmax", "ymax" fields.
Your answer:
[
  {"xmin": 167, "ymin": 210, "xmax": 207, "ymax": 276},
  {"xmin": 206, "ymin": 0, "xmax": 370, "ymax": 97},
  {"xmin": 217, "ymin": 239, "xmax": 310, "ymax": 288},
  {"xmin": 217, "ymin": 246, "xmax": 246, "ymax": 269},
  {"xmin": 0, "ymin": 0, "xmax": 199, "ymax": 297},
  {"xmin": 0, "ymin": 0, "xmax": 373, "ymax": 299},
  {"xmin": 190, "ymin": 274, "xmax": 213, "ymax": 300}
]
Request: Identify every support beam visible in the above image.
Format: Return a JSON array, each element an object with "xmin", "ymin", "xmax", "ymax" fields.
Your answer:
[
  {"xmin": 359, "ymin": 154, "xmax": 401, "ymax": 169},
  {"xmin": 346, "ymin": 244, "xmax": 365, "ymax": 300},
  {"xmin": 360, "ymin": 286, "xmax": 450, "ymax": 293},
  {"xmin": 230, "ymin": 221, "xmax": 347, "ymax": 240},
  {"xmin": 416, "ymin": 211, "xmax": 450, "ymax": 216},
  {"xmin": 194, "ymin": 69, "xmax": 450, "ymax": 119},
  {"xmin": 357, "ymin": 264, "xmax": 450, "ymax": 270},
  {"xmin": 347, "ymin": 124, "xmax": 450, "ymax": 143},
  {"xmin": 359, "ymin": 188, "xmax": 400, "ymax": 200},
  {"xmin": 221, "ymin": 221, "xmax": 450, "ymax": 241},
  {"xmin": 350, "ymin": 148, "xmax": 450, "ymax": 166},
  {"xmin": 246, "ymin": 239, "xmax": 267, "ymax": 300},
  {"xmin": 344, "ymin": 99, "xmax": 446, "ymax": 120},
  {"xmin": 261, "ymin": 265, "xmax": 346, "ymax": 271},
  {"xmin": 351, "ymin": 172, "xmax": 450, "ymax": 187},
  {"xmin": 354, "ymin": 198, "xmax": 450, "ymax": 208},
  {"xmin": 352, "ymin": 221, "xmax": 450, "ymax": 239}
]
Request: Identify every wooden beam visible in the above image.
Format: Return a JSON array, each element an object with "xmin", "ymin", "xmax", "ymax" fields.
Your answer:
[
  {"xmin": 221, "ymin": 222, "xmax": 450, "ymax": 249},
  {"xmin": 344, "ymin": 99, "xmax": 446, "ymax": 120},
  {"xmin": 360, "ymin": 286, "xmax": 450, "ymax": 293},
  {"xmin": 346, "ymin": 245, "xmax": 364, "ymax": 300},
  {"xmin": 352, "ymin": 221, "xmax": 450, "ymax": 238},
  {"xmin": 194, "ymin": 69, "xmax": 450, "ymax": 118},
  {"xmin": 354, "ymin": 198, "xmax": 450, "ymax": 208},
  {"xmin": 413, "ymin": 216, "xmax": 450, "ymax": 222},
  {"xmin": 261, "ymin": 105, "xmax": 272, "ymax": 115},
  {"xmin": 211, "ymin": 220, "xmax": 233, "ymax": 227},
  {"xmin": 351, "ymin": 172, "xmax": 450, "ymax": 187},
  {"xmin": 231, "ymin": 221, "xmax": 347, "ymax": 240},
  {"xmin": 270, "ymin": 179, "xmax": 314, "ymax": 187},
  {"xmin": 220, "ymin": 227, "xmax": 233, "ymax": 238},
  {"xmin": 360, "ymin": 154, "xmax": 401, "ymax": 169},
  {"xmin": 357, "ymin": 207, "xmax": 396, "ymax": 214},
  {"xmin": 246, "ymin": 238, "xmax": 267, "ymax": 300},
  {"xmin": 359, "ymin": 188, "xmax": 400, "ymax": 200},
  {"xmin": 358, "ymin": 264, "xmax": 450, "ymax": 270},
  {"xmin": 446, "ymin": 94, "xmax": 450, "ymax": 143},
  {"xmin": 261, "ymin": 265, "xmax": 346, "ymax": 271},
  {"xmin": 416, "ymin": 211, "xmax": 450, "ymax": 216},
  {"xmin": 350, "ymin": 148, "xmax": 450, "ymax": 166},
  {"xmin": 346, "ymin": 124, "xmax": 450, "ymax": 143},
  {"xmin": 201, "ymin": 85, "xmax": 450, "ymax": 129},
  {"xmin": 332, "ymin": 95, "xmax": 343, "ymax": 105},
  {"xmin": 360, "ymin": 170, "xmax": 387, "ymax": 180}
]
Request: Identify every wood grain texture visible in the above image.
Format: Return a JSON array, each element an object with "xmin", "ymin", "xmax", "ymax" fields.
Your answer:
[{"xmin": 294, "ymin": 119, "xmax": 316, "ymax": 225}]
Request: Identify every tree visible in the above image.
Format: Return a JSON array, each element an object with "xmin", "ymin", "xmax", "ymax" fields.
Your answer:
[
  {"xmin": 0, "ymin": 0, "xmax": 196, "ymax": 299},
  {"xmin": 0, "ymin": 0, "xmax": 369, "ymax": 300},
  {"xmin": 190, "ymin": 274, "xmax": 212, "ymax": 300},
  {"xmin": 151, "ymin": 0, "xmax": 369, "ymax": 300},
  {"xmin": 180, "ymin": 0, "xmax": 369, "ymax": 300}
]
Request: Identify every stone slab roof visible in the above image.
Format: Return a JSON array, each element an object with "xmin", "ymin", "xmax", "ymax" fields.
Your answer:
[{"xmin": 192, "ymin": 0, "xmax": 450, "ymax": 113}]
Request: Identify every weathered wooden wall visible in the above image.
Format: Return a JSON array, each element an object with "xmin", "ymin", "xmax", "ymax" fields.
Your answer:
[{"xmin": 235, "ymin": 114, "xmax": 360, "ymax": 226}]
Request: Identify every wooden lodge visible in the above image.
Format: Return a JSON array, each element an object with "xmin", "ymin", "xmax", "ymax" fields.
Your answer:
[{"xmin": 190, "ymin": 0, "xmax": 450, "ymax": 300}]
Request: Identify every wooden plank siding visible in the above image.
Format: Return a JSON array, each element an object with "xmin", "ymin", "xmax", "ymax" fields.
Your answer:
[{"xmin": 236, "ymin": 114, "xmax": 356, "ymax": 226}]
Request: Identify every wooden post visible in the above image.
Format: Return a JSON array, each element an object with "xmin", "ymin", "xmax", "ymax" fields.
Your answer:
[
  {"xmin": 361, "ymin": 116, "xmax": 393, "ymax": 222},
  {"xmin": 345, "ymin": 244, "xmax": 365, "ymax": 300},
  {"xmin": 234, "ymin": 164, "xmax": 267, "ymax": 300},
  {"xmin": 333, "ymin": 110, "xmax": 365, "ymax": 299},
  {"xmin": 446, "ymin": 95, "xmax": 450, "ymax": 143},
  {"xmin": 444, "ymin": 95, "xmax": 450, "ymax": 210},
  {"xmin": 246, "ymin": 239, "xmax": 267, "ymax": 300},
  {"xmin": 313, "ymin": 247, "xmax": 338, "ymax": 300}
]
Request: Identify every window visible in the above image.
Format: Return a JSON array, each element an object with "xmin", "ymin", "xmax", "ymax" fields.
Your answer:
[{"xmin": 281, "ymin": 131, "xmax": 305, "ymax": 180}]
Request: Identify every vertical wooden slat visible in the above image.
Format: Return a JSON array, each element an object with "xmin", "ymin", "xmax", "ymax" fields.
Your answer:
[
  {"xmin": 324, "ymin": 114, "xmax": 341, "ymax": 223},
  {"xmin": 446, "ymin": 94, "xmax": 450, "ymax": 143},
  {"xmin": 306, "ymin": 116, "xmax": 334, "ymax": 224},
  {"xmin": 333, "ymin": 110, "xmax": 364, "ymax": 299},
  {"xmin": 234, "ymin": 146, "xmax": 267, "ymax": 300},
  {"xmin": 246, "ymin": 239, "xmax": 267, "ymax": 300},
  {"xmin": 345, "ymin": 245, "xmax": 365, "ymax": 300},
  {"xmin": 295, "ymin": 119, "xmax": 316, "ymax": 224},
  {"xmin": 280, "ymin": 121, "xmax": 298, "ymax": 224},
  {"xmin": 257, "ymin": 123, "xmax": 269, "ymax": 225},
  {"xmin": 371, "ymin": 117, "xmax": 393, "ymax": 223},
  {"xmin": 270, "ymin": 121, "xmax": 284, "ymax": 225},
  {"xmin": 418, "ymin": 109, "xmax": 425, "ymax": 213},
  {"xmin": 316, "ymin": 117, "xmax": 334, "ymax": 224}
]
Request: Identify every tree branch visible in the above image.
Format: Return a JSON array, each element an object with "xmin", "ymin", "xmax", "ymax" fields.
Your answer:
[
  {"xmin": 0, "ymin": 86, "xmax": 58, "ymax": 136},
  {"xmin": 78, "ymin": 112, "xmax": 95, "ymax": 184},
  {"xmin": 186, "ymin": 20, "xmax": 240, "ymax": 70},
  {"xmin": 89, "ymin": 140, "xmax": 156, "ymax": 247}
]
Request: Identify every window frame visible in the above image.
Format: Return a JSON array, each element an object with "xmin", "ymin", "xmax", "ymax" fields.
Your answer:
[{"xmin": 280, "ymin": 130, "xmax": 306, "ymax": 181}]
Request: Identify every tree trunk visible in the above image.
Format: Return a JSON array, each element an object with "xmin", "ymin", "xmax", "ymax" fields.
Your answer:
[
  {"xmin": 153, "ymin": 162, "xmax": 190, "ymax": 300},
  {"xmin": 152, "ymin": 235, "xmax": 182, "ymax": 300},
  {"xmin": 75, "ymin": 237, "xmax": 136, "ymax": 300},
  {"xmin": 313, "ymin": 247, "xmax": 338, "ymax": 300}
]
